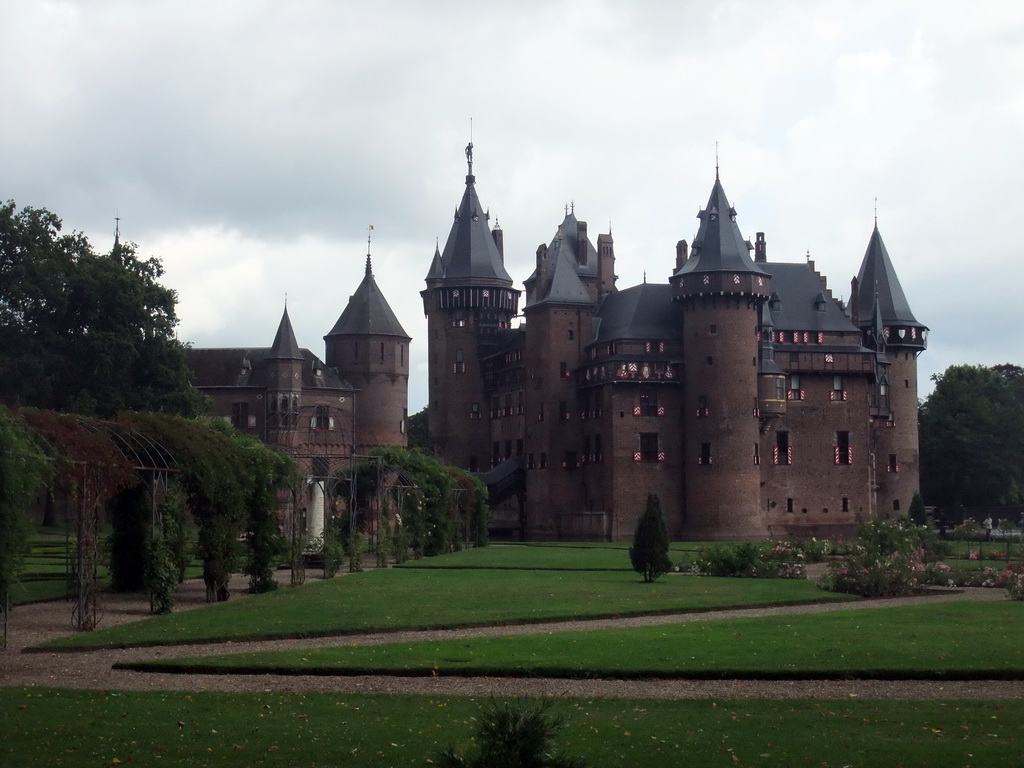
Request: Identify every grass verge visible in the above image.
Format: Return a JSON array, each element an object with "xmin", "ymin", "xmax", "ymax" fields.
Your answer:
[
  {"xmin": 399, "ymin": 542, "xmax": 703, "ymax": 570},
  {"xmin": 120, "ymin": 601, "xmax": 1024, "ymax": 681},
  {"xmin": 3, "ymin": 689, "xmax": 1023, "ymax": 767},
  {"xmin": 34, "ymin": 569, "xmax": 853, "ymax": 651}
]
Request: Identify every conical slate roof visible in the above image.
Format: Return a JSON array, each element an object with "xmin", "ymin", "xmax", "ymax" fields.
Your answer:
[
  {"xmin": 269, "ymin": 306, "xmax": 303, "ymax": 360},
  {"xmin": 674, "ymin": 174, "xmax": 768, "ymax": 278},
  {"xmin": 855, "ymin": 225, "xmax": 921, "ymax": 327},
  {"xmin": 528, "ymin": 236, "xmax": 592, "ymax": 307},
  {"xmin": 429, "ymin": 145, "xmax": 513, "ymax": 286},
  {"xmin": 326, "ymin": 256, "xmax": 410, "ymax": 340}
]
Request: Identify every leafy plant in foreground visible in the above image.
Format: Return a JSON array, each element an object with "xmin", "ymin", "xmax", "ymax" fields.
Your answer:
[{"xmin": 434, "ymin": 699, "xmax": 587, "ymax": 768}]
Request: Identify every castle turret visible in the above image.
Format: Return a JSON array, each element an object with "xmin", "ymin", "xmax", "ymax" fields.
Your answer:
[
  {"xmin": 266, "ymin": 305, "xmax": 304, "ymax": 448},
  {"xmin": 421, "ymin": 144, "xmax": 520, "ymax": 470},
  {"xmin": 855, "ymin": 224, "xmax": 927, "ymax": 516},
  {"xmin": 670, "ymin": 172, "xmax": 772, "ymax": 539},
  {"xmin": 522, "ymin": 217, "xmax": 599, "ymax": 538},
  {"xmin": 326, "ymin": 253, "xmax": 411, "ymax": 452}
]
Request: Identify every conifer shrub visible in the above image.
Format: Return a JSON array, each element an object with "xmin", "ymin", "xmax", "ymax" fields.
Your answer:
[{"xmin": 629, "ymin": 493, "xmax": 673, "ymax": 583}]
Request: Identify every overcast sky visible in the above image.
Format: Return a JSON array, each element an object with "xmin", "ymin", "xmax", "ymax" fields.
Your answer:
[{"xmin": 3, "ymin": 0, "xmax": 1022, "ymax": 412}]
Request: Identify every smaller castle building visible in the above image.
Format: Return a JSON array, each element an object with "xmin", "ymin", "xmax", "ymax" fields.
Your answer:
[{"xmin": 188, "ymin": 255, "xmax": 411, "ymax": 538}]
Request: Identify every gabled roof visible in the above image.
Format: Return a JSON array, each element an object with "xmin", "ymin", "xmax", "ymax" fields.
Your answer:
[
  {"xmin": 854, "ymin": 225, "xmax": 922, "ymax": 327},
  {"xmin": 674, "ymin": 174, "xmax": 768, "ymax": 278},
  {"xmin": 527, "ymin": 236, "xmax": 592, "ymax": 307},
  {"xmin": 592, "ymin": 283, "xmax": 679, "ymax": 342},
  {"xmin": 269, "ymin": 306, "xmax": 303, "ymax": 360},
  {"xmin": 187, "ymin": 347, "xmax": 351, "ymax": 390},
  {"xmin": 326, "ymin": 256, "xmax": 410, "ymax": 340},
  {"xmin": 766, "ymin": 263, "xmax": 858, "ymax": 333},
  {"xmin": 429, "ymin": 146, "xmax": 513, "ymax": 286}
]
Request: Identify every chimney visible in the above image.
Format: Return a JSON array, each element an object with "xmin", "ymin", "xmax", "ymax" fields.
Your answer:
[
  {"xmin": 576, "ymin": 221, "xmax": 588, "ymax": 266},
  {"xmin": 755, "ymin": 232, "xmax": 767, "ymax": 262},
  {"xmin": 675, "ymin": 240, "xmax": 689, "ymax": 272},
  {"xmin": 536, "ymin": 243, "xmax": 549, "ymax": 297},
  {"xmin": 849, "ymin": 277, "xmax": 860, "ymax": 327},
  {"xmin": 491, "ymin": 225, "xmax": 504, "ymax": 262},
  {"xmin": 596, "ymin": 233, "xmax": 615, "ymax": 300}
]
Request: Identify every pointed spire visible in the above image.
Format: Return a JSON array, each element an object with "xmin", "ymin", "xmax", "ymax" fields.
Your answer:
[
  {"xmin": 432, "ymin": 144, "xmax": 513, "ymax": 286},
  {"xmin": 425, "ymin": 242, "xmax": 445, "ymax": 280},
  {"xmin": 854, "ymin": 224, "xmax": 921, "ymax": 327},
  {"xmin": 269, "ymin": 305, "xmax": 303, "ymax": 360},
  {"xmin": 674, "ymin": 173, "xmax": 767, "ymax": 278},
  {"xmin": 328, "ymin": 252, "xmax": 410, "ymax": 340}
]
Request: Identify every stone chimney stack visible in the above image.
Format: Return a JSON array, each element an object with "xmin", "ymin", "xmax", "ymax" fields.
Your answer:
[
  {"xmin": 675, "ymin": 240, "xmax": 689, "ymax": 272},
  {"xmin": 491, "ymin": 225, "xmax": 504, "ymax": 262},
  {"xmin": 755, "ymin": 232, "xmax": 767, "ymax": 263}
]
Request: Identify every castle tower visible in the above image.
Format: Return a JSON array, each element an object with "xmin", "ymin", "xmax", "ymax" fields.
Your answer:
[
  {"xmin": 853, "ymin": 224, "xmax": 927, "ymax": 517},
  {"xmin": 670, "ymin": 173, "xmax": 772, "ymax": 539},
  {"xmin": 266, "ymin": 305, "xmax": 304, "ymax": 449},
  {"xmin": 325, "ymin": 253, "xmax": 411, "ymax": 453},
  {"xmin": 522, "ymin": 219, "xmax": 599, "ymax": 538},
  {"xmin": 421, "ymin": 144, "xmax": 520, "ymax": 470}
]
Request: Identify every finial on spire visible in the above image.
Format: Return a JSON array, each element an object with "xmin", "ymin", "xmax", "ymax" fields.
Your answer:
[
  {"xmin": 284, "ymin": 292, "xmax": 288, "ymax": 308},
  {"xmin": 465, "ymin": 121, "xmax": 474, "ymax": 178},
  {"xmin": 113, "ymin": 212, "xmax": 120, "ymax": 250},
  {"xmin": 564, "ymin": 202, "xmax": 569, "ymax": 216},
  {"xmin": 874, "ymin": 196, "xmax": 878, "ymax": 227},
  {"xmin": 570, "ymin": 200, "xmax": 575, "ymax": 214},
  {"xmin": 805, "ymin": 249, "xmax": 811, "ymax": 262},
  {"xmin": 364, "ymin": 225, "xmax": 372, "ymax": 276},
  {"xmin": 715, "ymin": 140, "xmax": 720, "ymax": 180}
]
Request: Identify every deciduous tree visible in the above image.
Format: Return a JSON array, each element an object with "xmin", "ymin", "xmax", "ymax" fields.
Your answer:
[
  {"xmin": 919, "ymin": 364, "xmax": 1024, "ymax": 508},
  {"xmin": 0, "ymin": 201, "xmax": 207, "ymax": 417}
]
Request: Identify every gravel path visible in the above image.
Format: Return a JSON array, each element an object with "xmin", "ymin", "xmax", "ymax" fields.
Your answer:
[{"xmin": 1, "ymin": 571, "xmax": 1019, "ymax": 700}]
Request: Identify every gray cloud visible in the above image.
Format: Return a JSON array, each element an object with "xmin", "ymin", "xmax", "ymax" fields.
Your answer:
[{"xmin": 2, "ymin": 0, "xmax": 1022, "ymax": 411}]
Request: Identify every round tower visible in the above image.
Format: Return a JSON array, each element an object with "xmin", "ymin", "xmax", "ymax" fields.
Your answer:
[
  {"xmin": 325, "ymin": 252, "xmax": 411, "ymax": 452},
  {"xmin": 853, "ymin": 224, "xmax": 927, "ymax": 517},
  {"xmin": 670, "ymin": 173, "xmax": 772, "ymax": 540},
  {"xmin": 266, "ymin": 305, "xmax": 305, "ymax": 450},
  {"xmin": 420, "ymin": 144, "xmax": 520, "ymax": 471}
]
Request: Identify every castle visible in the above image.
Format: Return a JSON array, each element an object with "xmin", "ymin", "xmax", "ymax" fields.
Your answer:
[
  {"xmin": 187, "ymin": 256, "xmax": 411, "ymax": 538},
  {"xmin": 423, "ymin": 145, "xmax": 927, "ymax": 541}
]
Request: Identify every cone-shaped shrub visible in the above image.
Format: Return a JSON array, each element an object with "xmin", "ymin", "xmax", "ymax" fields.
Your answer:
[{"xmin": 629, "ymin": 493, "xmax": 672, "ymax": 583}]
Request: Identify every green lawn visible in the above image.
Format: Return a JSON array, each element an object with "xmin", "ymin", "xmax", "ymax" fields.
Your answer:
[
  {"xmin": 399, "ymin": 542, "xmax": 703, "ymax": 570},
  {"xmin": 122, "ymin": 601, "xmax": 1024, "ymax": 680},
  {"xmin": 35, "ymin": 569, "xmax": 853, "ymax": 650},
  {"xmin": 3, "ymin": 689, "xmax": 1023, "ymax": 768}
]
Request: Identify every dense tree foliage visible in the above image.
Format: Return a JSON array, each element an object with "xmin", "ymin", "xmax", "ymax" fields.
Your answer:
[
  {"xmin": 124, "ymin": 413, "xmax": 295, "ymax": 601},
  {"xmin": 919, "ymin": 364, "xmax": 1024, "ymax": 508},
  {"xmin": 406, "ymin": 408, "xmax": 429, "ymax": 452},
  {"xmin": 0, "ymin": 201, "xmax": 207, "ymax": 417},
  {"xmin": 629, "ymin": 493, "xmax": 672, "ymax": 583},
  {"xmin": 338, "ymin": 446, "xmax": 489, "ymax": 560}
]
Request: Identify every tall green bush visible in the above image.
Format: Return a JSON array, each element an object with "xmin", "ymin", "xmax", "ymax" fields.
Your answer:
[{"xmin": 629, "ymin": 493, "xmax": 672, "ymax": 583}]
